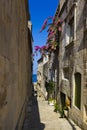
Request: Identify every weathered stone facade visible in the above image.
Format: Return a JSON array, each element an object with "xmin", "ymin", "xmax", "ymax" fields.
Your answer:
[
  {"xmin": 0, "ymin": 1, "xmax": 32, "ymax": 130},
  {"xmin": 37, "ymin": 55, "xmax": 49, "ymax": 98},
  {"xmin": 37, "ymin": 57, "xmax": 44, "ymax": 96},
  {"xmin": 58, "ymin": 0, "xmax": 87, "ymax": 129}
]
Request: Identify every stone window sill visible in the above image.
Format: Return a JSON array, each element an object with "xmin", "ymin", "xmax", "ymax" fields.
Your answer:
[{"xmin": 65, "ymin": 40, "xmax": 74, "ymax": 49}]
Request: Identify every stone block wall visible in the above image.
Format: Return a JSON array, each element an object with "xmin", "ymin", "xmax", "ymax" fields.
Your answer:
[
  {"xmin": 58, "ymin": 0, "xmax": 87, "ymax": 129},
  {"xmin": 0, "ymin": 0, "xmax": 32, "ymax": 130}
]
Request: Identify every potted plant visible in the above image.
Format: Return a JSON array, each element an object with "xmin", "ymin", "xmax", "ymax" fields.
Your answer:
[{"xmin": 54, "ymin": 103, "xmax": 59, "ymax": 112}]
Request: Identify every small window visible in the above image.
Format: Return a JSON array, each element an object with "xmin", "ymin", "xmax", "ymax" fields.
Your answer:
[
  {"xmin": 63, "ymin": 67, "xmax": 69, "ymax": 80},
  {"xmin": 65, "ymin": 18, "xmax": 74, "ymax": 46},
  {"xmin": 69, "ymin": 18, "xmax": 74, "ymax": 43}
]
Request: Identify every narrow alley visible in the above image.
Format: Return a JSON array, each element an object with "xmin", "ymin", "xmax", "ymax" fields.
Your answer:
[
  {"xmin": 22, "ymin": 95, "xmax": 82, "ymax": 130},
  {"xmin": 0, "ymin": 0, "xmax": 87, "ymax": 130}
]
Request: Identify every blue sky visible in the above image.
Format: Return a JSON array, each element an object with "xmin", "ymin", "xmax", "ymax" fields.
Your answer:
[{"xmin": 28, "ymin": 0, "xmax": 59, "ymax": 74}]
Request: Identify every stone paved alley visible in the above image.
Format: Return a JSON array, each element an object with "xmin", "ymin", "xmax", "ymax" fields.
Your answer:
[{"xmin": 22, "ymin": 96, "xmax": 82, "ymax": 130}]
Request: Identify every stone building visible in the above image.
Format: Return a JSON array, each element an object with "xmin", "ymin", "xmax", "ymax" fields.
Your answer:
[
  {"xmin": 37, "ymin": 57, "xmax": 44, "ymax": 96},
  {"xmin": 46, "ymin": 51, "xmax": 57, "ymax": 99},
  {"xmin": 0, "ymin": 1, "xmax": 32, "ymax": 130},
  {"xmin": 37, "ymin": 55, "xmax": 49, "ymax": 98},
  {"xmin": 57, "ymin": 0, "xmax": 87, "ymax": 129},
  {"xmin": 43, "ymin": 55, "xmax": 49, "ymax": 98}
]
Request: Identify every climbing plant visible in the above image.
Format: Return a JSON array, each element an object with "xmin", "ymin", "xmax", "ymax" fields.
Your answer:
[{"xmin": 34, "ymin": 16, "xmax": 63, "ymax": 57}]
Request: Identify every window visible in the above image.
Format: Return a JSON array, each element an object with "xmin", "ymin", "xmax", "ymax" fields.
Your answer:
[
  {"xmin": 65, "ymin": 18, "xmax": 74, "ymax": 45},
  {"xmin": 74, "ymin": 73, "xmax": 81, "ymax": 109},
  {"xmin": 63, "ymin": 67, "xmax": 69, "ymax": 80},
  {"xmin": 69, "ymin": 18, "xmax": 74, "ymax": 43}
]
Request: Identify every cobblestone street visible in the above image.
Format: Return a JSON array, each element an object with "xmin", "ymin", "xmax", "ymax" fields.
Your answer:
[{"xmin": 22, "ymin": 96, "xmax": 82, "ymax": 130}]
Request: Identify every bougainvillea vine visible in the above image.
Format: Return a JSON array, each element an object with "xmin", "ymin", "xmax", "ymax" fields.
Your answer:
[{"xmin": 34, "ymin": 16, "xmax": 63, "ymax": 57}]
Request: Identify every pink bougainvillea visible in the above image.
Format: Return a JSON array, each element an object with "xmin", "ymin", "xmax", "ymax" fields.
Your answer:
[
  {"xmin": 34, "ymin": 46, "xmax": 41, "ymax": 51},
  {"xmin": 49, "ymin": 30, "xmax": 55, "ymax": 35},
  {"xmin": 39, "ymin": 19, "xmax": 48, "ymax": 33},
  {"xmin": 40, "ymin": 45, "xmax": 46, "ymax": 49},
  {"xmin": 39, "ymin": 16, "xmax": 54, "ymax": 32},
  {"xmin": 58, "ymin": 27, "xmax": 62, "ymax": 31},
  {"xmin": 34, "ymin": 17, "xmax": 63, "ymax": 57}
]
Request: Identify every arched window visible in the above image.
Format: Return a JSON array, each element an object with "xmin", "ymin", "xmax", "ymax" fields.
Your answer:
[{"xmin": 74, "ymin": 73, "xmax": 81, "ymax": 109}]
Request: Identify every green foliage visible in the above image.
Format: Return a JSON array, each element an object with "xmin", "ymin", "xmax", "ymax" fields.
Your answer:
[
  {"xmin": 48, "ymin": 80, "xmax": 55, "ymax": 94},
  {"xmin": 54, "ymin": 103, "xmax": 59, "ymax": 112},
  {"xmin": 48, "ymin": 98, "xmax": 53, "ymax": 102},
  {"xmin": 48, "ymin": 98, "xmax": 56, "ymax": 103},
  {"xmin": 54, "ymin": 103, "xmax": 63, "ymax": 115},
  {"xmin": 54, "ymin": 103, "xmax": 68, "ymax": 118}
]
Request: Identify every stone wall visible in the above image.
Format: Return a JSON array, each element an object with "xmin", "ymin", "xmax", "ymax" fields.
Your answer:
[
  {"xmin": 58, "ymin": 0, "xmax": 87, "ymax": 129},
  {"xmin": 59, "ymin": 0, "xmax": 66, "ymax": 11},
  {"xmin": 37, "ymin": 58, "xmax": 45, "ymax": 97},
  {"xmin": 0, "ymin": 0, "xmax": 32, "ymax": 130}
]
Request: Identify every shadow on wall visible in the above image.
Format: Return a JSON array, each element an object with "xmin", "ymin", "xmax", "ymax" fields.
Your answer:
[
  {"xmin": 77, "ymin": 1, "xmax": 87, "ymax": 51},
  {"xmin": 22, "ymin": 95, "xmax": 45, "ymax": 130}
]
